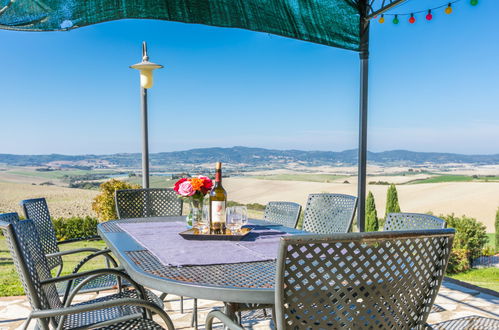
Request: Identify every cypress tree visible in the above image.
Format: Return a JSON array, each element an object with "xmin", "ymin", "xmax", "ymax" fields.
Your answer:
[
  {"xmin": 366, "ymin": 191, "xmax": 379, "ymax": 232},
  {"xmin": 495, "ymin": 208, "xmax": 499, "ymax": 252},
  {"xmin": 385, "ymin": 184, "xmax": 401, "ymax": 216}
]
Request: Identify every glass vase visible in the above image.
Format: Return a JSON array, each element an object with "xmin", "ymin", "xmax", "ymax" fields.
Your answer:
[{"xmin": 187, "ymin": 198, "xmax": 203, "ymax": 228}]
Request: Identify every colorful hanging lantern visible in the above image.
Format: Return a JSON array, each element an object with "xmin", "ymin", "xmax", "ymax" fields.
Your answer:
[
  {"xmin": 445, "ymin": 3, "xmax": 453, "ymax": 14},
  {"xmin": 470, "ymin": 0, "xmax": 478, "ymax": 5},
  {"xmin": 426, "ymin": 10, "xmax": 433, "ymax": 20},
  {"xmin": 393, "ymin": 15, "xmax": 399, "ymax": 24},
  {"xmin": 379, "ymin": 15, "xmax": 385, "ymax": 23},
  {"xmin": 409, "ymin": 13, "xmax": 416, "ymax": 24}
]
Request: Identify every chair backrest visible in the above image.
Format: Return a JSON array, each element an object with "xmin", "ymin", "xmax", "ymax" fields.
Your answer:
[
  {"xmin": 0, "ymin": 212, "xmax": 20, "ymax": 224},
  {"xmin": 20, "ymin": 198, "xmax": 62, "ymax": 271},
  {"xmin": 302, "ymin": 193, "xmax": 357, "ymax": 234},
  {"xmin": 384, "ymin": 213, "xmax": 447, "ymax": 231},
  {"xmin": 275, "ymin": 229, "xmax": 455, "ymax": 329},
  {"xmin": 115, "ymin": 188, "xmax": 183, "ymax": 219},
  {"xmin": 264, "ymin": 202, "xmax": 301, "ymax": 228},
  {"xmin": 0, "ymin": 217, "xmax": 63, "ymax": 329}
]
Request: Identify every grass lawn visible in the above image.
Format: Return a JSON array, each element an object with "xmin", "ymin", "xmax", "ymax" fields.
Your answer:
[
  {"xmin": 0, "ymin": 236, "xmax": 107, "ymax": 297},
  {"xmin": 447, "ymin": 268, "xmax": 499, "ymax": 292},
  {"xmin": 125, "ymin": 176, "xmax": 176, "ymax": 188},
  {"xmin": 408, "ymin": 175, "xmax": 499, "ymax": 184},
  {"xmin": 251, "ymin": 174, "xmax": 346, "ymax": 183}
]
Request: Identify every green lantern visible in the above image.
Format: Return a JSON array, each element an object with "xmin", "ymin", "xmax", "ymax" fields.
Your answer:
[
  {"xmin": 393, "ymin": 15, "xmax": 399, "ymax": 24},
  {"xmin": 470, "ymin": 0, "xmax": 478, "ymax": 5}
]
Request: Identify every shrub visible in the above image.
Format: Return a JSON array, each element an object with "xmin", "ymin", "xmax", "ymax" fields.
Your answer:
[
  {"xmin": 441, "ymin": 214, "xmax": 488, "ymax": 266},
  {"xmin": 446, "ymin": 248, "xmax": 470, "ymax": 274},
  {"xmin": 246, "ymin": 203, "xmax": 266, "ymax": 211},
  {"xmin": 385, "ymin": 184, "xmax": 401, "ymax": 216},
  {"xmin": 52, "ymin": 216, "xmax": 98, "ymax": 241},
  {"xmin": 92, "ymin": 179, "xmax": 140, "ymax": 221},
  {"xmin": 365, "ymin": 191, "xmax": 379, "ymax": 232}
]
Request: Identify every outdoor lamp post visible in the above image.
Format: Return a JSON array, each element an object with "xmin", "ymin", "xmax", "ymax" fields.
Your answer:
[{"xmin": 130, "ymin": 41, "xmax": 163, "ymax": 189}]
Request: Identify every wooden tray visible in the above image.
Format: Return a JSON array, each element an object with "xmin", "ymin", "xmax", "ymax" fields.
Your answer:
[{"xmin": 179, "ymin": 227, "xmax": 252, "ymax": 241}]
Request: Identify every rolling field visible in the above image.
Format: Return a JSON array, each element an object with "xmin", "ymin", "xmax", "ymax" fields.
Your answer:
[{"xmin": 1, "ymin": 170, "xmax": 498, "ymax": 232}]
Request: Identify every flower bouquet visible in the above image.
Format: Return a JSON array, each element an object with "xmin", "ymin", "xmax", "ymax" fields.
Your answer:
[{"xmin": 173, "ymin": 176, "xmax": 213, "ymax": 227}]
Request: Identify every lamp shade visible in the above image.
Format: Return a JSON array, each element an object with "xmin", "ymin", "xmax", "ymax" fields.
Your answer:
[{"xmin": 130, "ymin": 61, "xmax": 163, "ymax": 89}]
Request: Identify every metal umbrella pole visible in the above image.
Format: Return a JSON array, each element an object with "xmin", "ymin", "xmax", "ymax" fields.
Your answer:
[{"xmin": 357, "ymin": 1, "xmax": 370, "ymax": 232}]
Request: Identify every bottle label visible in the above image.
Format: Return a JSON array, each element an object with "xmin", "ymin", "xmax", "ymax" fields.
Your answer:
[{"xmin": 211, "ymin": 201, "xmax": 226, "ymax": 223}]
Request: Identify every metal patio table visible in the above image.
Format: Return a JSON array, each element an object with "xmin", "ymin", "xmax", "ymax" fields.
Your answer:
[{"xmin": 97, "ymin": 216, "xmax": 305, "ymax": 319}]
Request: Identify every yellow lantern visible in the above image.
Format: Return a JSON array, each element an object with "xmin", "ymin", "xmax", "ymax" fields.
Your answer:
[{"xmin": 130, "ymin": 42, "xmax": 163, "ymax": 89}]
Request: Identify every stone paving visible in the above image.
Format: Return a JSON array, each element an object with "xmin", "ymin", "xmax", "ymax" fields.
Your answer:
[{"xmin": 0, "ymin": 280, "xmax": 498, "ymax": 329}]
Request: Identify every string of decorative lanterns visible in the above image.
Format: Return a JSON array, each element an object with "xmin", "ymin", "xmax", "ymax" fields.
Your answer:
[{"xmin": 375, "ymin": 0, "xmax": 478, "ymax": 25}]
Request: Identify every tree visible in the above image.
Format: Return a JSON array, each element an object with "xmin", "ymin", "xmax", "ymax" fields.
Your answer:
[
  {"xmin": 496, "ymin": 208, "xmax": 499, "ymax": 252},
  {"xmin": 92, "ymin": 179, "xmax": 140, "ymax": 221},
  {"xmin": 385, "ymin": 184, "xmax": 401, "ymax": 216},
  {"xmin": 365, "ymin": 191, "xmax": 379, "ymax": 232}
]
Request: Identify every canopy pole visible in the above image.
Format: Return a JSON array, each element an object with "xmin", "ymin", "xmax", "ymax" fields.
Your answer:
[{"xmin": 357, "ymin": 2, "xmax": 370, "ymax": 232}]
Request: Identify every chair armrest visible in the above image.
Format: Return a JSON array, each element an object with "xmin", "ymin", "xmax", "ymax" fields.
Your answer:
[
  {"xmin": 57, "ymin": 235, "xmax": 101, "ymax": 245},
  {"xmin": 206, "ymin": 309, "xmax": 244, "ymax": 330},
  {"xmin": 46, "ymin": 247, "xmax": 101, "ymax": 258},
  {"xmin": 70, "ymin": 249, "xmax": 119, "ymax": 274},
  {"xmin": 27, "ymin": 298, "xmax": 174, "ymax": 330},
  {"xmin": 41, "ymin": 268, "xmax": 145, "ymax": 305}
]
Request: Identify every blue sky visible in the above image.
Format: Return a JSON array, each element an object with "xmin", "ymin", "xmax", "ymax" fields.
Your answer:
[{"xmin": 0, "ymin": 0, "xmax": 497, "ymax": 155}]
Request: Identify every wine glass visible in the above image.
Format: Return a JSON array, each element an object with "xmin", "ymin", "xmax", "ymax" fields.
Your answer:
[
  {"xmin": 236, "ymin": 206, "xmax": 248, "ymax": 229},
  {"xmin": 196, "ymin": 204, "xmax": 210, "ymax": 234},
  {"xmin": 226, "ymin": 207, "xmax": 242, "ymax": 234}
]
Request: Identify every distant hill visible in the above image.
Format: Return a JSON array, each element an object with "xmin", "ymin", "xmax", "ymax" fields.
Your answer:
[{"xmin": 1, "ymin": 147, "xmax": 499, "ymax": 168}]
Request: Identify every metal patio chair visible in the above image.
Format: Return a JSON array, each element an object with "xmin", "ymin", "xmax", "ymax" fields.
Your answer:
[
  {"xmin": 264, "ymin": 201, "xmax": 301, "ymax": 228},
  {"xmin": 115, "ymin": 188, "xmax": 197, "ymax": 326},
  {"xmin": 384, "ymin": 212, "xmax": 447, "ymax": 231},
  {"xmin": 207, "ymin": 228, "xmax": 455, "ymax": 329},
  {"xmin": 301, "ymin": 193, "xmax": 357, "ymax": 234},
  {"xmin": 115, "ymin": 188, "xmax": 183, "ymax": 219},
  {"xmin": 0, "ymin": 218, "xmax": 173, "ymax": 330},
  {"xmin": 20, "ymin": 198, "xmax": 120, "ymax": 298}
]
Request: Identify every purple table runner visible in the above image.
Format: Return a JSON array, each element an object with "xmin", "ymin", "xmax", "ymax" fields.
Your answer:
[{"xmin": 117, "ymin": 221, "xmax": 287, "ymax": 267}]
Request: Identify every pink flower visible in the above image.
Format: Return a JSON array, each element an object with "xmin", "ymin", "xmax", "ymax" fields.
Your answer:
[{"xmin": 177, "ymin": 181, "xmax": 195, "ymax": 196}]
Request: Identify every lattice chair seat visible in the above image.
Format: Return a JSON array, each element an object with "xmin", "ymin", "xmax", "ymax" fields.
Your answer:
[
  {"xmin": 384, "ymin": 212, "xmax": 447, "ymax": 231},
  {"xmin": 302, "ymin": 193, "xmax": 357, "ymax": 234},
  {"xmin": 0, "ymin": 216, "xmax": 173, "ymax": 330},
  {"xmin": 264, "ymin": 201, "xmax": 301, "ymax": 228},
  {"xmin": 115, "ymin": 188, "xmax": 183, "ymax": 219},
  {"xmin": 20, "ymin": 198, "xmax": 120, "ymax": 295}
]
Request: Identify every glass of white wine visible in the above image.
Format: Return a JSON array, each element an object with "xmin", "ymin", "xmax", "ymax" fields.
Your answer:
[
  {"xmin": 197, "ymin": 204, "xmax": 210, "ymax": 234},
  {"xmin": 226, "ymin": 207, "xmax": 242, "ymax": 234}
]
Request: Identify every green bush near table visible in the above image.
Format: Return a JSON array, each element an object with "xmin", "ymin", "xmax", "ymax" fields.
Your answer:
[
  {"xmin": 52, "ymin": 216, "xmax": 98, "ymax": 241},
  {"xmin": 92, "ymin": 179, "xmax": 140, "ymax": 221}
]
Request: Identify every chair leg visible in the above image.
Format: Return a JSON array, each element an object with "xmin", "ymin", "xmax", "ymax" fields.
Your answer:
[
  {"xmin": 180, "ymin": 296, "xmax": 184, "ymax": 313},
  {"xmin": 159, "ymin": 292, "xmax": 168, "ymax": 301},
  {"xmin": 190, "ymin": 298, "xmax": 198, "ymax": 328}
]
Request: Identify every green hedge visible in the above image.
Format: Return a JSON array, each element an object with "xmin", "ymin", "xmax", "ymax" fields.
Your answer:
[{"xmin": 52, "ymin": 216, "xmax": 98, "ymax": 241}]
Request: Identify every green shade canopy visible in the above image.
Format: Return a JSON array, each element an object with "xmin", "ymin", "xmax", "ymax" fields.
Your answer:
[{"xmin": 0, "ymin": 0, "xmax": 361, "ymax": 51}]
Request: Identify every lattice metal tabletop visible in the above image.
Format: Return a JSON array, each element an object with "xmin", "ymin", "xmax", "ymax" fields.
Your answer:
[{"xmin": 98, "ymin": 217, "xmax": 305, "ymax": 304}]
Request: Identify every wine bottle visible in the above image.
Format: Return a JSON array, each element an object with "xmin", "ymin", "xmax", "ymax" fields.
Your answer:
[{"xmin": 210, "ymin": 162, "xmax": 227, "ymax": 234}]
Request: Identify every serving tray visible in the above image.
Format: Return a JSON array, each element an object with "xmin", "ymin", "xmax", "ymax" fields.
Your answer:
[{"xmin": 179, "ymin": 227, "xmax": 252, "ymax": 241}]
